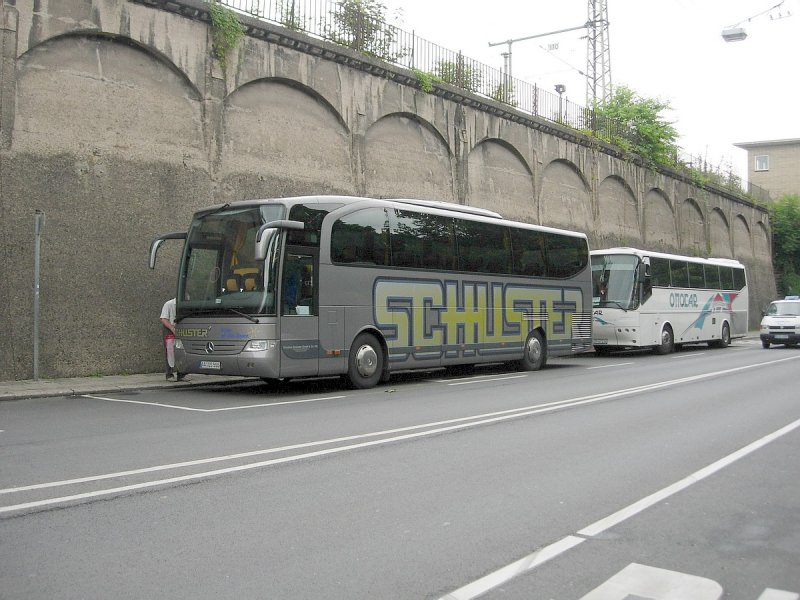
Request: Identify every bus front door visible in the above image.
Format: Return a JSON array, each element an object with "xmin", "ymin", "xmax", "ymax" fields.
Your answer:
[{"xmin": 279, "ymin": 249, "xmax": 320, "ymax": 378}]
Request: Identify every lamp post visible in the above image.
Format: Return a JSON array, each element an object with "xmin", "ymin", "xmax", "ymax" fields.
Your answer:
[
  {"xmin": 555, "ymin": 84, "xmax": 566, "ymax": 121},
  {"xmin": 721, "ymin": 0, "xmax": 790, "ymax": 42}
]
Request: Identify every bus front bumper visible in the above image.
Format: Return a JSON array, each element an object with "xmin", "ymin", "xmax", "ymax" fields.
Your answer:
[{"xmin": 175, "ymin": 341, "xmax": 281, "ymax": 379}]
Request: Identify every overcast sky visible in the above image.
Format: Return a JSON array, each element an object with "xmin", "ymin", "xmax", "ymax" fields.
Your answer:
[{"xmin": 380, "ymin": 0, "xmax": 800, "ymax": 180}]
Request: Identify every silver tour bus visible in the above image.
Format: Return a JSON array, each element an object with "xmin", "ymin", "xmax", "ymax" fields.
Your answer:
[{"xmin": 150, "ymin": 196, "xmax": 593, "ymax": 388}]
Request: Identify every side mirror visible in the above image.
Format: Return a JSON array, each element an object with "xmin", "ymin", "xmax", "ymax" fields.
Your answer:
[
  {"xmin": 149, "ymin": 232, "xmax": 186, "ymax": 269},
  {"xmin": 642, "ymin": 256, "xmax": 651, "ymax": 277},
  {"xmin": 254, "ymin": 220, "xmax": 305, "ymax": 261}
]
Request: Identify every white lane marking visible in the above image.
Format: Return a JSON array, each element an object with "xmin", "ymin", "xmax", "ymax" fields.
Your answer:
[
  {"xmin": 586, "ymin": 362, "xmax": 634, "ymax": 370},
  {"xmin": 439, "ymin": 413, "xmax": 800, "ymax": 600},
  {"xmin": 435, "ymin": 373, "xmax": 529, "ymax": 384},
  {"xmin": 440, "ymin": 537, "xmax": 586, "ymax": 600},
  {"xmin": 4, "ymin": 354, "xmax": 799, "ymax": 514},
  {"xmin": 81, "ymin": 394, "xmax": 346, "ymax": 412},
  {"xmin": 447, "ymin": 374, "xmax": 528, "ymax": 386},
  {"xmin": 670, "ymin": 352, "xmax": 706, "ymax": 359},
  {"xmin": 758, "ymin": 590, "xmax": 800, "ymax": 600},
  {"xmin": 578, "ymin": 563, "xmax": 723, "ymax": 600}
]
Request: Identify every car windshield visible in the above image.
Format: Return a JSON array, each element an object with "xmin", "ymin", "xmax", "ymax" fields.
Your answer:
[{"xmin": 767, "ymin": 301, "xmax": 800, "ymax": 316}]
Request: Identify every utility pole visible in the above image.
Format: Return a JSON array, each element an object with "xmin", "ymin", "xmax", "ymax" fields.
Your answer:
[{"xmin": 586, "ymin": 0, "xmax": 612, "ymax": 106}]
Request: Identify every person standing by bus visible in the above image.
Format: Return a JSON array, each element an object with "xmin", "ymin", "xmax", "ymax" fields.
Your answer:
[{"xmin": 159, "ymin": 298, "xmax": 185, "ymax": 381}]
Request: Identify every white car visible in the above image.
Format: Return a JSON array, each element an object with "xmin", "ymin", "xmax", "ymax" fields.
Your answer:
[{"xmin": 760, "ymin": 296, "xmax": 800, "ymax": 348}]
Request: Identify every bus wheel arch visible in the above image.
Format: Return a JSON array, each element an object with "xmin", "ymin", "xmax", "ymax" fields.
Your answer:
[
  {"xmin": 654, "ymin": 323, "xmax": 674, "ymax": 355},
  {"xmin": 711, "ymin": 320, "xmax": 731, "ymax": 348},
  {"xmin": 520, "ymin": 328, "xmax": 547, "ymax": 371},
  {"xmin": 346, "ymin": 329, "xmax": 386, "ymax": 389}
]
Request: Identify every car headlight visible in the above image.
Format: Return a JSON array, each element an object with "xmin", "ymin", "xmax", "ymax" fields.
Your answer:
[
  {"xmin": 244, "ymin": 340, "xmax": 269, "ymax": 352},
  {"xmin": 175, "ymin": 339, "xmax": 184, "ymax": 349}
]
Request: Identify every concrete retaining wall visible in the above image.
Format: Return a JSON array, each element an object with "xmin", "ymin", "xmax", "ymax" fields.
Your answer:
[{"xmin": 0, "ymin": 0, "xmax": 776, "ymax": 380}]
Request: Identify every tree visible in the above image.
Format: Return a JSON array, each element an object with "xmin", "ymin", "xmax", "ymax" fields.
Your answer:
[
  {"xmin": 771, "ymin": 194, "xmax": 800, "ymax": 295},
  {"xmin": 435, "ymin": 56, "xmax": 482, "ymax": 93},
  {"xmin": 592, "ymin": 85, "xmax": 678, "ymax": 166},
  {"xmin": 325, "ymin": 0, "xmax": 405, "ymax": 61}
]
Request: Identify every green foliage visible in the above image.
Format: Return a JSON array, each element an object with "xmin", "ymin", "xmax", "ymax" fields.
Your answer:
[
  {"xmin": 771, "ymin": 194, "xmax": 800, "ymax": 294},
  {"xmin": 208, "ymin": 0, "xmax": 245, "ymax": 71},
  {"xmin": 491, "ymin": 82, "xmax": 517, "ymax": 107},
  {"xmin": 592, "ymin": 85, "xmax": 678, "ymax": 167},
  {"xmin": 278, "ymin": 0, "xmax": 303, "ymax": 30},
  {"xmin": 434, "ymin": 57, "xmax": 481, "ymax": 92},
  {"xmin": 412, "ymin": 69, "xmax": 441, "ymax": 93},
  {"xmin": 326, "ymin": 0, "xmax": 405, "ymax": 61}
]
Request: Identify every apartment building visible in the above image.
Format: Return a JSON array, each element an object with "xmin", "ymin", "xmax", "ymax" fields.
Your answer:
[{"xmin": 734, "ymin": 138, "xmax": 800, "ymax": 200}]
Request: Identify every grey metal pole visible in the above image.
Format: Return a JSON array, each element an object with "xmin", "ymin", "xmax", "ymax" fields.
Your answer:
[{"xmin": 33, "ymin": 209, "xmax": 45, "ymax": 380}]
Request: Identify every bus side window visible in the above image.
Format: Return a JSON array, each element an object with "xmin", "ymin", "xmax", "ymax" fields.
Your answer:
[{"xmin": 282, "ymin": 253, "xmax": 315, "ymax": 315}]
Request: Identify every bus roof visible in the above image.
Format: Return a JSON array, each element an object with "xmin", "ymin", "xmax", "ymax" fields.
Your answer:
[
  {"xmin": 194, "ymin": 195, "xmax": 588, "ymax": 239},
  {"xmin": 590, "ymin": 247, "xmax": 745, "ymax": 268}
]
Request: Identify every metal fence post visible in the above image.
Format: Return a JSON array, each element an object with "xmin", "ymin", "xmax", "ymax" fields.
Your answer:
[{"xmin": 33, "ymin": 209, "xmax": 45, "ymax": 380}]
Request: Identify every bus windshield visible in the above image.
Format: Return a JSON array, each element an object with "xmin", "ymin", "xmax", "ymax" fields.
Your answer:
[
  {"xmin": 591, "ymin": 254, "xmax": 639, "ymax": 310},
  {"xmin": 177, "ymin": 205, "xmax": 284, "ymax": 319}
]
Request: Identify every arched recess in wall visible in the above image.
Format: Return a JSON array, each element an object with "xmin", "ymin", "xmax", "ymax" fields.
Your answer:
[
  {"xmin": 365, "ymin": 112, "xmax": 454, "ymax": 201},
  {"xmin": 643, "ymin": 188, "xmax": 677, "ymax": 249},
  {"xmin": 14, "ymin": 33, "xmax": 203, "ymax": 160},
  {"xmin": 680, "ymin": 198, "xmax": 706, "ymax": 255},
  {"xmin": 222, "ymin": 77, "xmax": 352, "ymax": 196},
  {"xmin": 467, "ymin": 138, "xmax": 534, "ymax": 223},
  {"xmin": 754, "ymin": 222, "xmax": 771, "ymax": 260},
  {"xmin": 597, "ymin": 175, "xmax": 640, "ymax": 244},
  {"xmin": 10, "ymin": 32, "xmax": 208, "ymax": 376},
  {"xmin": 539, "ymin": 159, "xmax": 591, "ymax": 232},
  {"xmin": 709, "ymin": 208, "xmax": 732, "ymax": 258},
  {"xmin": 732, "ymin": 215, "xmax": 753, "ymax": 259}
]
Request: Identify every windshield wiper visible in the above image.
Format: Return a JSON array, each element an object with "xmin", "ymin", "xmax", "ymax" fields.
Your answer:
[
  {"xmin": 176, "ymin": 308, "xmax": 259, "ymax": 323},
  {"xmin": 223, "ymin": 308, "xmax": 260, "ymax": 323},
  {"xmin": 176, "ymin": 310, "xmax": 216, "ymax": 323},
  {"xmin": 600, "ymin": 300, "xmax": 629, "ymax": 312}
]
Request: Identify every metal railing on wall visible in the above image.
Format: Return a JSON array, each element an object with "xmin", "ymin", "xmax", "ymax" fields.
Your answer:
[{"xmin": 218, "ymin": 0, "xmax": 767, "ymax": 203}]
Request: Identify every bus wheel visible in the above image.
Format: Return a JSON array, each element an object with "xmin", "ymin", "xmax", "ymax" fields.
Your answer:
[
  {"xmin": 711, "ymin": 322, "xmax": 731, "ymax": 348},
  {"xmin": 520, "ymin": 331, "xmax": 547, "ymax": 371},
  {"xmin": 762, "ymin": 339, "xmax": 771, "ymax": 349},
  {"xmin": 347, "ymin": 333, "xmax": 384, "ymax": 389},
  {"xmin": 654, "ymin": 325, "xmax": 674, "ymax": 355}
]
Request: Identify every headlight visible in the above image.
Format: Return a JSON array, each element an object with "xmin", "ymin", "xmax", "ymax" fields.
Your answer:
[
  {"xmin": 175, "ymin": 339, "xmax": 184, "ymax": 349},
  {"xmin": 244, "ymin": 340, "xmax": 269, "ymax": 352}
]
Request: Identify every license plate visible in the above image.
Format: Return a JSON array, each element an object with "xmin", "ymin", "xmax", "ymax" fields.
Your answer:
[
  {"xmin": 775, "ymin": 334, "xmax": 788, "ymax": 340},
  {"xmin": 594, "ymin": 339, "xmax": 608, "ymax": 345},
  {"xmin": 200, "ymin": 360, "xmax": 221, "ymax": 369}
]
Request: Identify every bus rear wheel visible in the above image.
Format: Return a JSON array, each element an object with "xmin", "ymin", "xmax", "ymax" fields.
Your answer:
[
  {"xmin": 520, "ymin": 331, "xmax": 547, "ymax": 371},
  {"xmin": 654, "ymin": 325, "xmax": 674, "ymax": 355},
  {"xmin": 346, "ymin": 333, "xmax": 384, "ymax": 389},
  {"xmin": 711, "ymin": 322, "xmax": 730, "ymax": 348}
]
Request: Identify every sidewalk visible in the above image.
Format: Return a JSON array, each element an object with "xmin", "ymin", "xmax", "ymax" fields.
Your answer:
[{"xmin": 0, "ymin": 372, "xmax": 250, "ymax": 402}]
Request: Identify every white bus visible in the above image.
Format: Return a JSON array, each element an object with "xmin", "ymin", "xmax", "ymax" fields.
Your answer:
[
  {"xmin": 150, "ymin": 196, "xmax": 593, "ymax": 388},
  {"xmin": 591, "ymin": 247, "xmax": 748, "ymax": 354}
]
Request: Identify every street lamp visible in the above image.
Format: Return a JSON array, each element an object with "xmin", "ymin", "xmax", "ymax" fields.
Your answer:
[
  {"xmin": 721, "ymin": 0, "xmax": 790, "ymax": 42},
  {"xmin": 555, "ymin": 84, "xmax": 566, "ymax": 121}
]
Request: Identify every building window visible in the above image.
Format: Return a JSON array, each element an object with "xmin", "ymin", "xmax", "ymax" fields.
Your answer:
[{"xmin": 755, "ymin": 155, "xmax": 769, "ymax": 171}]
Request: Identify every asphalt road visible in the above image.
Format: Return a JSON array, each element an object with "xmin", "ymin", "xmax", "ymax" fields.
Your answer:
[{"xmin": 1, "ymin": 339, "xmax": 799, "ymax": 599}]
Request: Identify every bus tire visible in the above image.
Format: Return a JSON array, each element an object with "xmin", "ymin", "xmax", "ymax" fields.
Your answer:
[
  {"xmin": 654, "ymin": 325, "xmax": 674, "ymax": 355},
  {"xmin": 762, "ymin": 339, "xmax": 771, "ymax": 349},
  {"xmin": 711, "ymin": 321, "xmax": 730, "ymax": 348},
  {"xmin": 347, "ymin": 333, "xmax": 384, "ymax": 389},
  {"xmin": 520, "ymin": 330, "xmax": 547, "ymax": 371}
]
